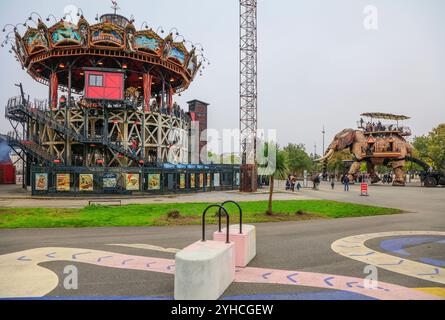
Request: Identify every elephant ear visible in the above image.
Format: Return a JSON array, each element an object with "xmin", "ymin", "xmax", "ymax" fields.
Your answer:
[{"xmin": 337, "ymin": 129, "xmax": 355, "ymax": 150}]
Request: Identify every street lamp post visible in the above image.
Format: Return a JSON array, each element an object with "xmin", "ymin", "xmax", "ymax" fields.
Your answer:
[{"xmin": 322, "ymin": 125, "xmax": 326, "ymax": 156}]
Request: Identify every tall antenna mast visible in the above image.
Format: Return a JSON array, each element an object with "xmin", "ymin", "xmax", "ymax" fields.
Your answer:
[{"xmin": 239, "ymin": 0, "xmax": 258, "ymax": 192}]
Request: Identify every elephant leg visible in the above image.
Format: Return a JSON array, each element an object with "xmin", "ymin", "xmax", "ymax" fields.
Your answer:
[
  {"xmin": 348, "ymin": 161, "xmax": 362, "ymax": 183},
  {"xmin": 367, "ymin": 161, "xmax": 381, "ymax": 184},
  {"xmin": 391, "ymin": 160, "xmax": 406, "ymax": 186}
]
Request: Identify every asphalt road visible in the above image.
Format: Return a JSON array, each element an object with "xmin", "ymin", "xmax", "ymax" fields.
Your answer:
[{"xmin": 0, "ymin": 182, "xmax": 444, "ymax": 299}]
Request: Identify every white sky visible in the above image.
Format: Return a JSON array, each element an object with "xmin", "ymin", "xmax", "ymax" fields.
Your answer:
[{"xmin": 1, "ymin": 0, "xmax": 444, "ymax": 156}]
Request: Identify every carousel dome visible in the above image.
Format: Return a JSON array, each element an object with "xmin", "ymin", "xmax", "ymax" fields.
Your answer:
[{"xmin": 7, "ymin": 10, "xmax": 205, "ymax": 95}]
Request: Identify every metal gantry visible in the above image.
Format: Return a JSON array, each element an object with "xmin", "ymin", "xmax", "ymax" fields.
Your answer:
[{"xmin": 240, "ymin": 0, "xmax": 258, "ymax": 166}]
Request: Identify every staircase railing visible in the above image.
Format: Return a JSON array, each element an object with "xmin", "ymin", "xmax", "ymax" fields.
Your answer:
[
  {"xmin": 5, "ymin": 98, "xmax": 145, "ymax": 163},
  {"xmin": 4, "ymin": 131, "xmax": 58, "ymax": 164}
]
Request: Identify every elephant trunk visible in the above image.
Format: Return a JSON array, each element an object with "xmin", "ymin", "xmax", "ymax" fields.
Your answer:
[{"xmin": 315, "ymin": 149, "xmax": 335, "ymax": 162}]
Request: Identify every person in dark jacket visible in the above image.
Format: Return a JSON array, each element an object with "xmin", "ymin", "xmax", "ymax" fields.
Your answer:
[{"xmin": 343, "ymin": 175, "xmax": 350, "ymax": 192}]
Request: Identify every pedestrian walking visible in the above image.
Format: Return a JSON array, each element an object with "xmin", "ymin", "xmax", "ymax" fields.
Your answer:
[
  {"xmin": 331, "ymin": 180, "xmax": 335, "ymax": 190},
  {"xmin": 343, "ymin": 175, "xmax": 350, "ymax": 192}
]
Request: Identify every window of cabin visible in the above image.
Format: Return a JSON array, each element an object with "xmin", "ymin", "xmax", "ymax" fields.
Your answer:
[{"xmin": 89, "ymin": 74, "xmax": 104, "ymax": 87}]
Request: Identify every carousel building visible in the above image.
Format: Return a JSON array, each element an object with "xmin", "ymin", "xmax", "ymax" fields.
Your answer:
[{"xmin": 2, "ymin": 9, "xmax": 240, "ymax": 195}]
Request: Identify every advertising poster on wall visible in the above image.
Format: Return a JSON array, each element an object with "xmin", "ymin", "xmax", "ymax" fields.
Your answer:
[
  {"xmin": 214, "ymin": 173, "xmax": 220, "ymax": 187},
  {"xmin": 56, "ymin": 174, "xmax": 70, "ymax": 192},
  {"xmin": 148, "ymin": 174, "xmax": 161, "ymax": 191},
  {"xmin": 35, "ymin": 173, "xmax": 48, "ymax": 191},
  {"xmin": 190, "ymin": 174, "xmax": 196, "ymax": 189},
  {"xmin": 180, "ymin": 174, "xmax": 186, "ymax": 189},
  {"xmin": 199, "ymin": 173, "xmax": 204, "ymax": 188},
  {"xmin": 125, "ymin": 173, "xmax": 140, "ymax": 191},
  {"xmin": 236, "ymin": 173, "xmax": 241, "ymax": 186},
  {"xmin": 207, "ymin": 174, "xmax": 211, "ymax": 188},
  {"xmin": 79, "ymin": 174, "xmax": 94, "ymax": 191},
  {"xmin": 103, "ymin": 173, "xmax": 118, "ymax": 190}
]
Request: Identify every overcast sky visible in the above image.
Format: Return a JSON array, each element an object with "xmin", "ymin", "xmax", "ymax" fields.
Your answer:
[{"xmin": 0, "ymin": 0, "xmax": 444, "ymax": 155}]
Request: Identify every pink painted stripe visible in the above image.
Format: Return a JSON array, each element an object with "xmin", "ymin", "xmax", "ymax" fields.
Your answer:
[
  {"xmin": 73, "ymin": 254, "xmax": 440, "ymax": 300},
  {"xmin": 235, "ymin": 267, "xmax": 440, "ymax": 300}
]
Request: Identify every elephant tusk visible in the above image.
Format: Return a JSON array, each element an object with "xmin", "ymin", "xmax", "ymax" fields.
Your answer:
[{"xmin": 315, "ymin": 149, "xmax": 335, "ymax": 162}]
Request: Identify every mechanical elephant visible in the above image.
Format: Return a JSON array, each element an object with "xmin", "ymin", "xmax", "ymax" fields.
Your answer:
[{"xmin": 317, "ymin": 128, "xmax": 413, "ymax": 186}]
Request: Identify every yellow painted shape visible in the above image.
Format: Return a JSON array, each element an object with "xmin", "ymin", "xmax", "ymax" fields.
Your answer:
[
  {"xmin": 415, "ymin": 288, "xmax": 445, "ymax": 298},
  {"xmin": 332, "ymin": 231, "xmax": 445, "ymax": 285}
]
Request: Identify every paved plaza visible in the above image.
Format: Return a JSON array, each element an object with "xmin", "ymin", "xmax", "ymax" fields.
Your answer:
[{"xmin": 0, "ymin": 182, "xmax": 444, "ymax": 300}]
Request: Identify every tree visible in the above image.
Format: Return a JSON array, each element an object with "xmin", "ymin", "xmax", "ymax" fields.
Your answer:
[
  {"xmin": 413, "ymin": 124, "xmax": 445, "ymax": 171},
  {"xmin": 258, "ymin": 142, "xmax": 289, "ymax": 216},
  {"xmin": 283, "ymin": 144, "xmax": 313, "ymax": 176}
]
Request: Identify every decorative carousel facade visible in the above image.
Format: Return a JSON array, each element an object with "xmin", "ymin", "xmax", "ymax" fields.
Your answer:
[{"xmin": 2, "ymin": 9, "xmax": 240, "ymax": 195}]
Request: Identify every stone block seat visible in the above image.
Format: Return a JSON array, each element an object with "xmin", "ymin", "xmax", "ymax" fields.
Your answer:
[{"xmin": 213, "ymin": 224, "xmax": 256, "ymax": 268}]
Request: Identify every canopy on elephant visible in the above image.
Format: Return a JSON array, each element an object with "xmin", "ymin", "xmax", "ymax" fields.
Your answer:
[{"xmin": 361, "ymin": 113, "xmax": 411, "ymax": 121}]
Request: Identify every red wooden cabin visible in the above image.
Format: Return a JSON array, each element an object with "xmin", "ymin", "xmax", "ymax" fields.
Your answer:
[{"xmin": 84, "ymin": 69, "xmax": 125, "ymax": 101}]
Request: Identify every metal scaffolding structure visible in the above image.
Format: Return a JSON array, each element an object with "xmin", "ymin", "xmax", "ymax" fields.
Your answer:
[{"xmin": 240, "ymin": 0, "xmax": 258, "ymax": 192}]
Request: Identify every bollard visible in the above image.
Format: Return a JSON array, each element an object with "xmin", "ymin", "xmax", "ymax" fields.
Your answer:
[
  {"xmin": 174, "ymin": 205, "xmax": 235, "ymax": 300},
  {"xmin": 213, "ymin": 201, "xmax": 257, "ymax": 268}
]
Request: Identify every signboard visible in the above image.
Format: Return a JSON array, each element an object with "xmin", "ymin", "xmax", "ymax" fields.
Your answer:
[
  {"xmin": 35, "ymin": 173, "xmax": 48, "ymax": 191},
  {"xmin": 103, "ymin": 173, "xmax": 118, "ymax": 190},
  {"xmin": 207, "ymin": 174, "xmax": 211, "ymax": 188},
  {"xmin": 125, "ymin": 173, "xmax": 140, "ymax": 191},
  {"xmin": 148, "ymin": 174, "xmax": 161, "ymax": 191},
  {"xmin": 56, "ymin": 174, "xmax": 70, "ymax": 192},
  {"xmin": 79, "ymin": 174, "xmax": 94, "ymax": 192}
]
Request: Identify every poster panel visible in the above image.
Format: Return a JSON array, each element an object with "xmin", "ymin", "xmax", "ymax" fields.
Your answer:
[
  {"xmin": 148, "ymin": 174, "xmax": 161, "ymax": 191},
  {"xmin": 79, "ymin": 174, "xmax": 94, "ymax": 191},
  {"xmin": 180, "ymin": 174, "xmax": 186, "ymax": 189},
  {"xmin": 199, "ymin": 173, "xmax": 204, "ymax": 188},
  {"xmin": 103, "ymin": 173, "xmax": 118, "ymax": 190},
  {"xmin": 35, "ymin": 173, "xmax": 48, "ymax": 191},
  {"xmin": 125, "ymin": 173, "xmax": 140, "ymax": 191},
  {"xmin": 56, "ymin": 174, "xmax": 70, "ymax": 192},
  {"xmin": 190, "ymin": 174, "xmax": 196, "ymax": 189},
  {"xmin": 207, "ymin": 174, "xmax": 211, "ymax": 188}
]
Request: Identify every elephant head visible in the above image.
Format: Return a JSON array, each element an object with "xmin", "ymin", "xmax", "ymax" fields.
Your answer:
[{"xmin": 316, "ymin": 128, "xmax": 356, "ymax": 162}]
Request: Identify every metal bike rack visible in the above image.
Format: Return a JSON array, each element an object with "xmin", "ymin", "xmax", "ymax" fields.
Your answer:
[{"xmin": 202, "ymin": 204, "xmax": 230, "ymax": 244}]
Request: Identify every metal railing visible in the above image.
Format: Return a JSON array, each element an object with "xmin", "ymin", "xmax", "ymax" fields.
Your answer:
[
  {"xmin": 5, "ymin": 98, "xmax": 145, "ymax": 163},
  {"xmin": 5, "ymin": 131, "xmax": 58, "ymax": 163}
]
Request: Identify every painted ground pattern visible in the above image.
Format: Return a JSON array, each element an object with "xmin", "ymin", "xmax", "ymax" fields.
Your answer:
[{"xmin": 1, "ymin": 230, "xmax": 444, "ymax": 300}]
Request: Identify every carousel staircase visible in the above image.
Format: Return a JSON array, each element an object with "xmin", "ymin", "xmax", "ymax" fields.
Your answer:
[
  {"xmin": 1, "ymin": 133, "xmax": 58, "ymax": 164},
  {"xmin": 5, "ymin": 97, "xmax": 144, "ymax": 163}
]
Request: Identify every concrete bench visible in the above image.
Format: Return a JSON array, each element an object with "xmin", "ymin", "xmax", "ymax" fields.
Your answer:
[
  {"xmin": 174, "ymin": 205, "xmax": 235, "ymax": 300},
  {"xmin": 213, "ymin": 201, "xmax": 256, "ymax": 268}
]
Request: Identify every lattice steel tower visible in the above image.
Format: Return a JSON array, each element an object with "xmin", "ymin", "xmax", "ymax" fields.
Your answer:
[{"xmin": 239, "ymin": 0, "xmax": 258, "ymax": 192}]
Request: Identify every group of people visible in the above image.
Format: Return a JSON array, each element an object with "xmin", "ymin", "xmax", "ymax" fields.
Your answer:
[
  {"xmin": 149, "ymin": 100, "xmax": 186, "ymax": 119},
  {"xmin": 360, "ymin": 118, "xmax": 399, "ymax": 133},
  {"xmin": 285, "ymin": 175, "xmax": 302, "ymax": 192},
  {"xmin": 284, "ymin": 173, "xmax": 355, "ymax": 192}
]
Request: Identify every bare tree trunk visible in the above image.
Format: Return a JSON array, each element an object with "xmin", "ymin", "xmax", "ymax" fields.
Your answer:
[{"xmin": 267, "ymin": 176, "xmax": 274, "ymax": 215}]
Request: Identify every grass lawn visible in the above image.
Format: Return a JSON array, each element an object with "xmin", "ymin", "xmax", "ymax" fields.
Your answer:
[{"xmin": 0, "ymin": 200, "xmax": 402, "ymax": 229}]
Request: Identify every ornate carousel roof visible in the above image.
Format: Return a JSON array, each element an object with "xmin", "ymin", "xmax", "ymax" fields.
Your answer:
[{"xmin": 2, "ymin": 8, "xmax": 208, "ymax": 94}]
